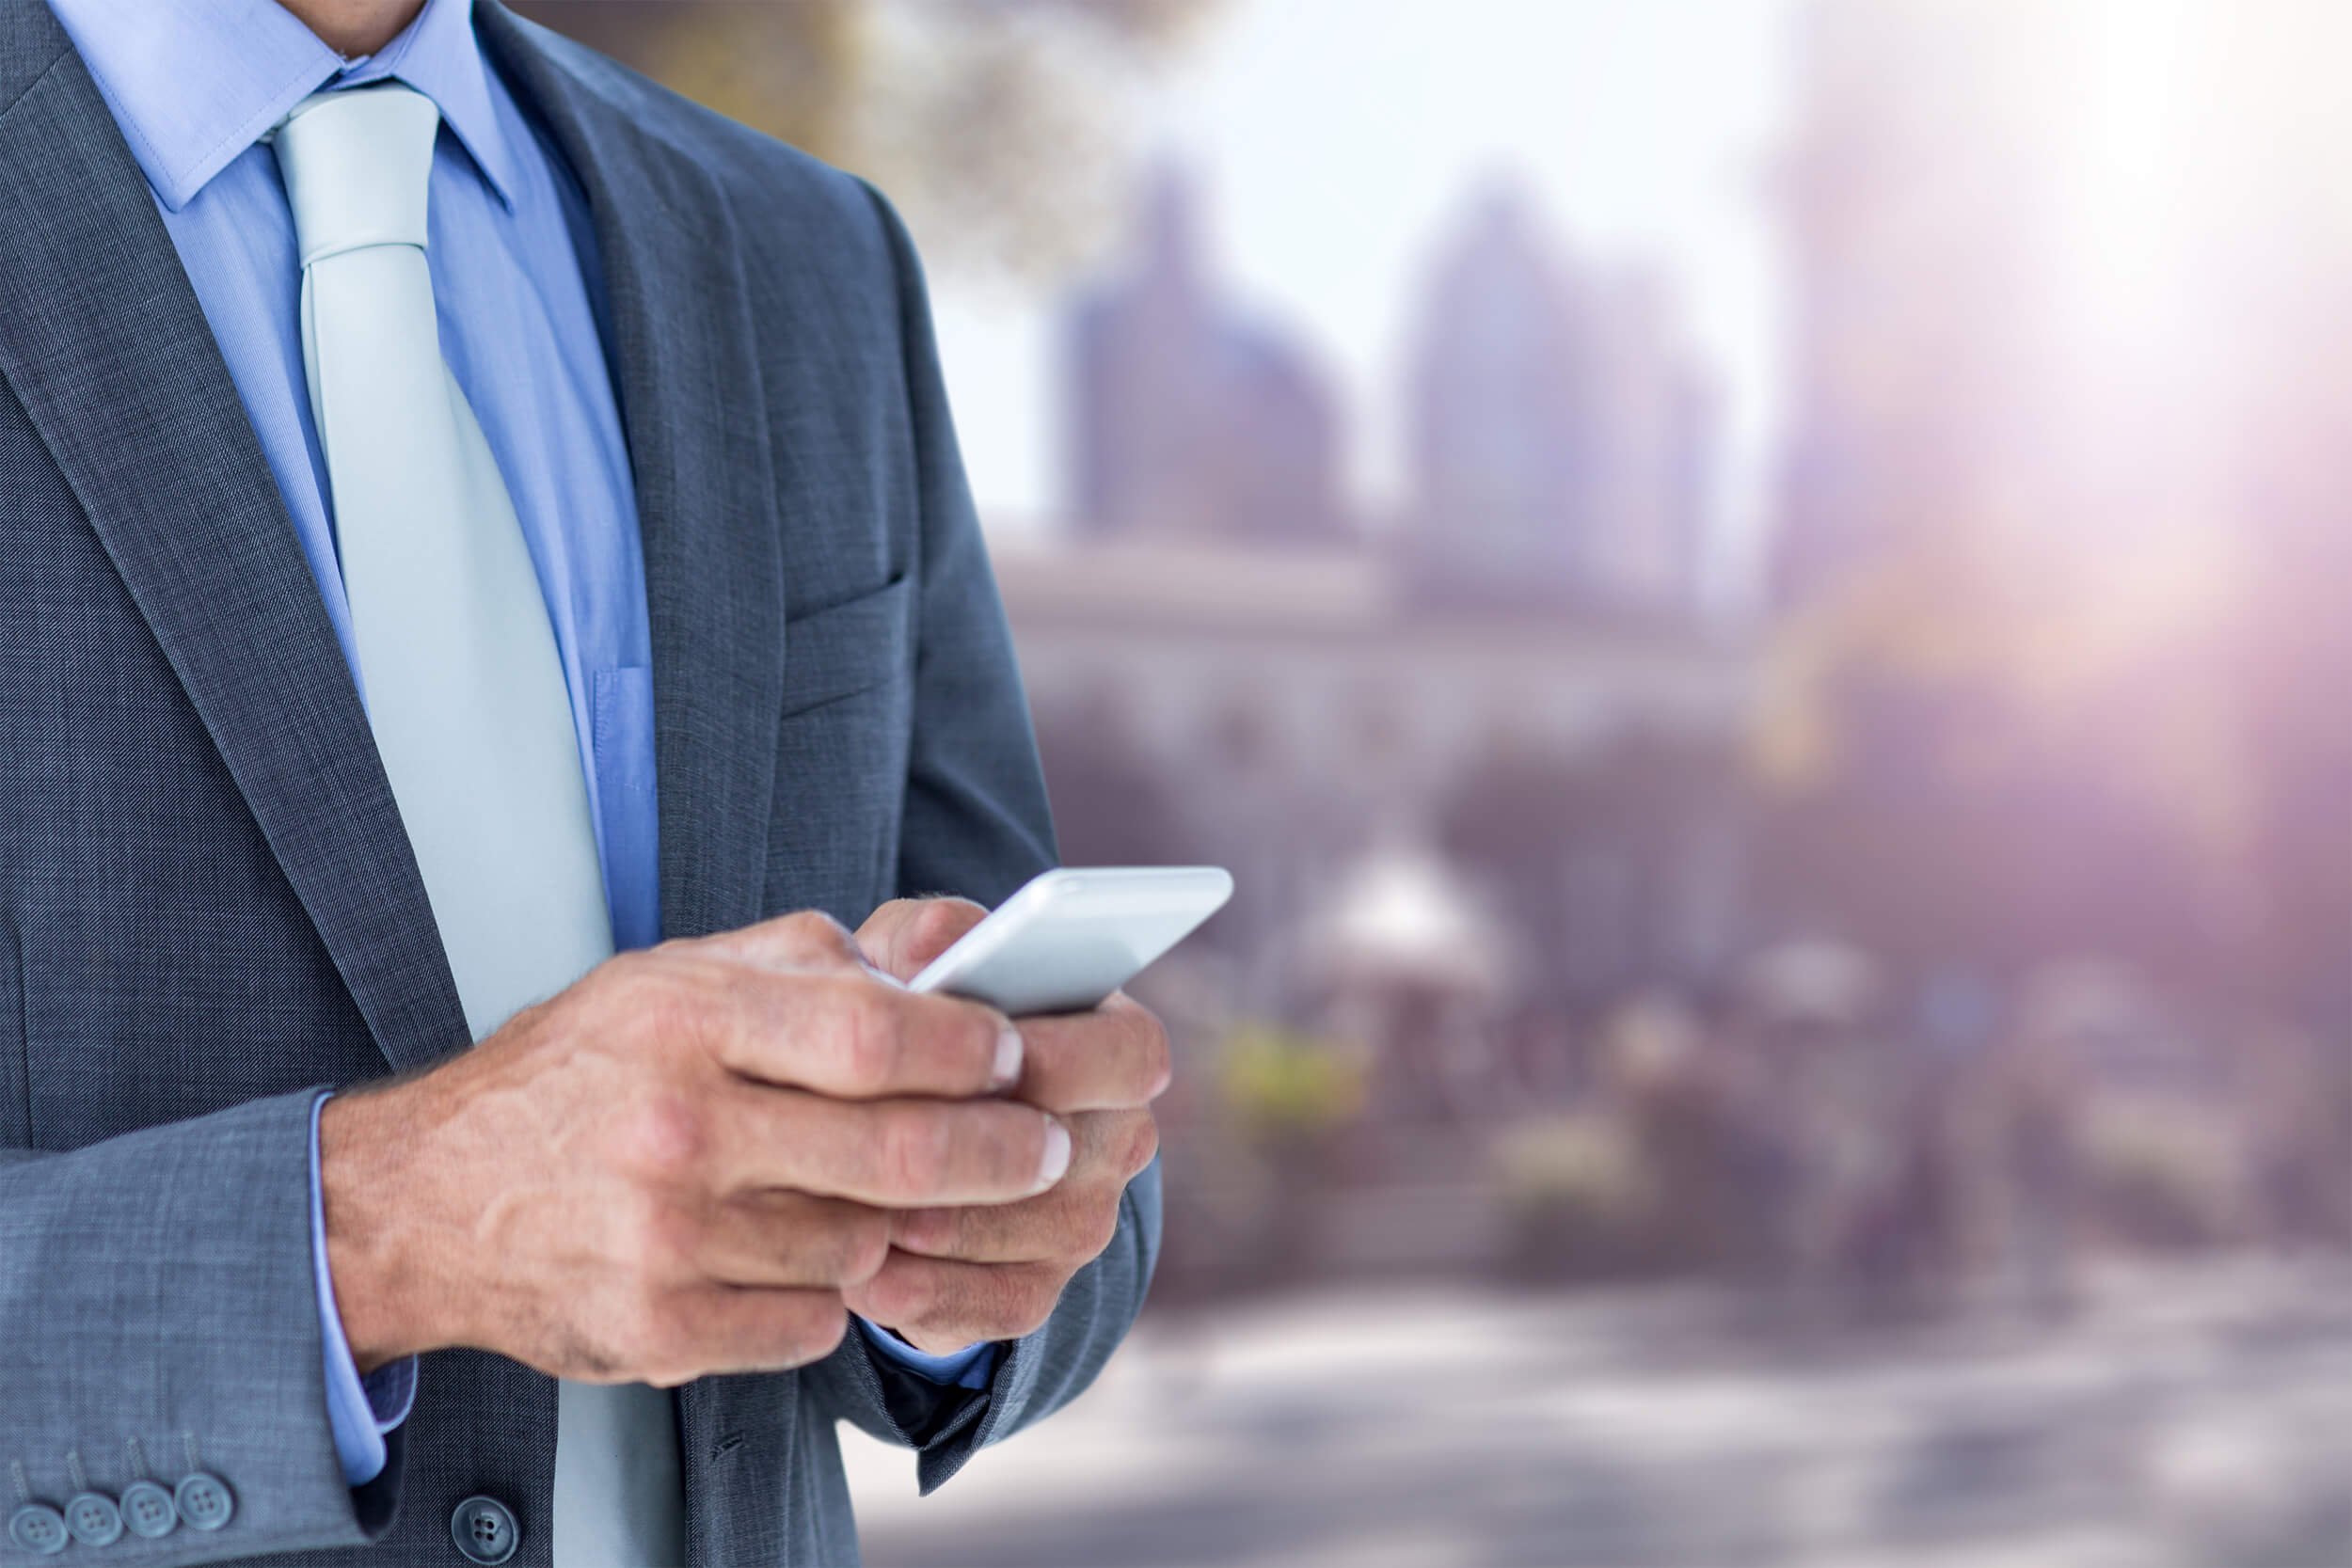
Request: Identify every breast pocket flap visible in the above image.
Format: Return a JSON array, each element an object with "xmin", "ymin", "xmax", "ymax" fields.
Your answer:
[{"xmin": 781, "ymin": 572, "xmax": 914, "ymax": 718}]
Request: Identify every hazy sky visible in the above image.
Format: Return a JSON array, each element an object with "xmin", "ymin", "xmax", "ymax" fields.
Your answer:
[{"xmin": 930, "ymin": 0, "xmax": 1794, "ymax": 581}]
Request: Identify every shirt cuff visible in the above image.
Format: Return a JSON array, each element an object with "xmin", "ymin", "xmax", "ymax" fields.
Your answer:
[
  {"xmin": 310, "ymin": 1090, "xmax": 419, "ymax": 1487},
  {"xmin": 854, "ymin": 1316, "xmax": 998, "ymax": 1390}
]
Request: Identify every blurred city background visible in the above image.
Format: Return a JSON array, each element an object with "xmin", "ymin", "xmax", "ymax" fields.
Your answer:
[{"xmin": 519, "ymin": 3, "xmax": 2352, "ymax": 1563}]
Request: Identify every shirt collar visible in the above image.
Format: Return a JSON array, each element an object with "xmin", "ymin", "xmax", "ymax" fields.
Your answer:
[{"xmin": 47, "ymin": 0, "xmax": 518, "ymax": 213}]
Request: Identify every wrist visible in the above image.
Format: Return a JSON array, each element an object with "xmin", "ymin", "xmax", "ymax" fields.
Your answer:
[{"xmin": 319, "ymin": 1079, "xmax": 462, "ymax": 1372}]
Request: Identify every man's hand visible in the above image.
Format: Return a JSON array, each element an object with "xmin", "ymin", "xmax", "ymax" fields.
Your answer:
[
  {"xmin": 317, "ymin": 911, "xmax": 1068, "ymax": 1386},
  {"xmin": 843, "ymin": 897, "xmax": 1169, "ymax": 1354}
]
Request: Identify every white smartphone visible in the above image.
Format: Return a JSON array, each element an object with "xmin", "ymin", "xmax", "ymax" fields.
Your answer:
[{"xmin": 907, "ymin": 865, "xmax": 1233, "ymax": 1015}]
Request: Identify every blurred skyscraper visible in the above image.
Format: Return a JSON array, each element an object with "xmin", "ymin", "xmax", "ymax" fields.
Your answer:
[
  {"xmin": 1771, "ymin": 0, "xmax": 2040, "ymax": 611},
  {"xmin": 1064, "ymin": 163, "xmax": 1717, "ymax": 617},
  {"xmin": 1404, "ymin": 180, "xmax": 1718, "ymax": 615},
  {"xmin": 1038, "ymin": 162, "xmax": 1746, "ymax": 1047},
  {"xmin": 1065, "ymin": 164, "xmax": 1346, "ymax": 542}
]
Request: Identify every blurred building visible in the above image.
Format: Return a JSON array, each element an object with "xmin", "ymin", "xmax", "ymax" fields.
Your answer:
[
  {"xmin": 992, "ymin": 537, "xmax": 1749, "ymax": 1027},
  {"xmin": 1405, "ymin": 180, "xmax": 1717, "ymax": 615},
  {"xmin": 1064, "ymin": 164, "xmax": 1717, "ymax": 619},
  {"xmin": 1037, "ymin": 163, "xmax": 1751, "ymax": 1245},
  {"xmin": 1065, "ymin": 164, "xmax": 1345, "ymax": 542},
  {"xmin": 1772, "ymin": 0, "xmax": 2050, "ymax": 610}
]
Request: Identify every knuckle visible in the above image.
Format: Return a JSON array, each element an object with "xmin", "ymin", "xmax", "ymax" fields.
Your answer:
[
  {"xmin": 1080, "ymin": 1194, "xmax": 1123, "ymax": 1259},
  {"xmin": 1136, "ymin": 1015, "xmax": 1173, "ymax": 1095},
  {"xmin": 615, "ymin": 1092, "xmax": 708, "ymax": 1184},
  {"xmin": 857, "ymin": 1263, "xmax": 925, "ymax": 1327},
  {"xmin": 912, "ymin": 897, "xmax": 978, "ymax": 954},
  {"xmin": 784, "ymin": 909, "xmax": 857, "ymax": 959},
  {"xmin": 837, "ymin": 1209, "xmax": 893, "ymax": 1286},
  {"xmin": 841, "ymin": 987, "xmax": 909, "ymax": 1091},
  {"xmin": 880, "ymin": 1106, "xmax": 951, "ymax": 1197},
  {"xmin": 995, "ymin": 1283, "xmax": 1057, "ymax": 1341},
  {"xmin": 895, "ymin": 1205, "xmax": 955, "ymax": 1257},
  {"xmin": 786, "ymin": 1295, "xmax": 850, "ymax": 1364},
  {"xmin": 1124, "ymin": 1113, "xmax": 1161, "ymax": 1176}
]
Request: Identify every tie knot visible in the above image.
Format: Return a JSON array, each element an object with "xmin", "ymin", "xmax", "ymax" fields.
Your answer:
[{"xmin": 272, "ymin": 84, "xmax": 441, "ymax": 268}]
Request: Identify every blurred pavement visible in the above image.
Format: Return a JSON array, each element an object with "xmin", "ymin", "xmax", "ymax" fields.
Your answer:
[{"xmin": 844, "ymin": 1259, "xmax": 2352, "ymax": 1568}]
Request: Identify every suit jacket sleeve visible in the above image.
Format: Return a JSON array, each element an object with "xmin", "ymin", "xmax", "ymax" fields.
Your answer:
[
  {"xmin": 0, "ymin": 1090, "xmax": 402, "ymax": 1563},
  {"xmin": 799, "ymin": 180, "xmax": 1164, "ymax": 1494}
]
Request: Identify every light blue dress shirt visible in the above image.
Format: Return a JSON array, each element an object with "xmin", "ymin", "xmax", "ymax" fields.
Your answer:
[{"xmin": 49, "ymin": 0, "xmax": 993, "ymax": 1491}]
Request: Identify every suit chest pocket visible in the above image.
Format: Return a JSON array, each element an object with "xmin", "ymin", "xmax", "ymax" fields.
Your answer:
[
  {"xmin": 767, "ymin": 572, "xmax": 916, "ymax": 915},
  {"xmin": 780, "ymin": 572, "xmax": 914, "ymax": 718}
]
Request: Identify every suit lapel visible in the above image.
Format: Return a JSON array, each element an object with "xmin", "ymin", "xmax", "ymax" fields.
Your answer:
[
  {"xmin": 0, "ymin": 0, "xmax": 790, "ymax": 1069},
  {"xmin": 0, "ymin": 4, "xmax": 469, "ymax": 1074},
  {"xmin": 480, "ymin": 4, "xmax": 789, "ymax": 944}
]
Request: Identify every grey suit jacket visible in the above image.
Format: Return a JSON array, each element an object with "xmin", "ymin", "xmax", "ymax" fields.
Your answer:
[{"xmin": 0, "ymin": 3, "xmax": 1161, "ymax": 1563}]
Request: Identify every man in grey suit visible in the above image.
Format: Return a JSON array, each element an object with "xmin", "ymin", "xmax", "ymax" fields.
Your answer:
[{"xmin": 0, "ymin": 0, "xmax": 1166, "ymax": 1563}]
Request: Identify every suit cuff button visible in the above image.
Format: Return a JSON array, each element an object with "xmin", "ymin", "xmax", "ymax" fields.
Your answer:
[
  {"xmin": 7, "ymin": 1503, "xmax": 67, "ymax": 1556},
  {"xmin": 175, "ymin": 1471, "xmax": 235, "ymax": 1531},
  {"xmin": 63, "ymin": 1492, "xmax": 122, "ymax": 1546},
  {"xmin": 120, "ymin": 1480, "xmax": 179, "ymax": 1538}
]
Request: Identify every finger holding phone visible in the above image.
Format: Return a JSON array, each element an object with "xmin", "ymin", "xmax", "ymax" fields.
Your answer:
[
  {"xmin": 317, "ymin": 911, "xmax": 1069, "ymax": 1386},
  {"xmin": 316, "ymin": 867, "xmax": 1223, "ymax": 1384},
  {"xmin": 844, "ymin": 870, "xmax": 1224, "ymax": 1354}
]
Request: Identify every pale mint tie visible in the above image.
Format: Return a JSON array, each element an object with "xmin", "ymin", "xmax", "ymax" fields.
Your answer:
[{"xmin": 273, "ymin": 85, "xmax": 685, "ymax": 1568}]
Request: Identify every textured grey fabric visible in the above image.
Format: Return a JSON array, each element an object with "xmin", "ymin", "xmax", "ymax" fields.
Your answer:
[{"xmin": 0, "ymin": 2, "xmax": 1159, "ymax": 1563}]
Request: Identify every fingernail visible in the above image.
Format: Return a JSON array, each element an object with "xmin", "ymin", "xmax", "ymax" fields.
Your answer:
[
  {"xmin": 990, "ymin": 1017, "xmax": 1024, "ymax": 1092},
  {"xmin": 1035, "ymin": 1116, "xmax": 1072, "ymax": 1189}
]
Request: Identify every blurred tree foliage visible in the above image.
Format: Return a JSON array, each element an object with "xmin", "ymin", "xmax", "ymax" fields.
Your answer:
[
  {"xmin": 1217, "ymin": 1024, "xmax": 1365, "ymax": 1145},
  {"xmin": 511, "ymin": 0, "xmax": 1221, "ymax": 278},
  {"xmin": 1492, "ymin": 1114, "xmax": 1656, "ymax": 1280}
]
